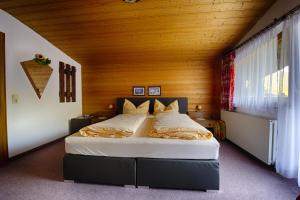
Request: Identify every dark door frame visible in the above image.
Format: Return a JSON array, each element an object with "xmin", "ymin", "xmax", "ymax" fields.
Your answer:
[{"xmin": 0, "ymin": 32, "xmax": 8, "ymax": 164}]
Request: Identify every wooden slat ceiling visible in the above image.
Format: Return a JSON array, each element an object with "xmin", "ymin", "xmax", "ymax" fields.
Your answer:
[{"xmin": 0, "ymin": 0, "xmax": 275, "ymax": 65}]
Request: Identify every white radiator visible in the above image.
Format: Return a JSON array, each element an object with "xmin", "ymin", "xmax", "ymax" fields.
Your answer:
[{"xmin": 221, "ymin": 110, "xmax": 277, "ymax": 165}]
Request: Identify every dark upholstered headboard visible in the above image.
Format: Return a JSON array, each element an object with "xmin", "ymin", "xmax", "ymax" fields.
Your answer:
[{"xmin": 116, "ymin": 97, "xmax": 188, "ymax": 114}]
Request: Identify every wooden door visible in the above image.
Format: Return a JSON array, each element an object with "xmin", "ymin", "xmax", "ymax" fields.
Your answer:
[{"xmin": 0, "ymin": 32, "xmax": 8, "ymax": 163}]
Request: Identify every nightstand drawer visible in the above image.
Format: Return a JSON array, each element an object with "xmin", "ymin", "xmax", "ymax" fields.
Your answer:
[{"xmin": 197, "ymin": 120, "xmax": 215, "ymax": 128}]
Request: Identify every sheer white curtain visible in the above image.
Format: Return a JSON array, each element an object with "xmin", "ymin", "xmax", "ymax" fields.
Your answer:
[
  {"xmin": 276, "ymin": 11, "xmax": 300, "ymax": 187},
  {"xmin": 234, "ymin": 28, "xmax": 279, "ymax": 117}
]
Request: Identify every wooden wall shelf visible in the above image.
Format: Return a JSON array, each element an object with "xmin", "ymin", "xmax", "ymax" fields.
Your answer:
[{"xmin": 21, "ymin": 60, "xmax": 53, "ymax": 99}]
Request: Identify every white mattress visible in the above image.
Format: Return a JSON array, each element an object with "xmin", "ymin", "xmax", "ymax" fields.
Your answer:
[{"xmin": 65, "ymin": 116, "xmax": 220, "ymax": 160}]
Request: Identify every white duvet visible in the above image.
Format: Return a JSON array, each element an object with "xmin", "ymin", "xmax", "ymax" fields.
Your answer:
[
  {"xmin": 80, "ymin": 114, "xmax": 147, "ymax": 138},
  {"xmin": 150, "ymin": 113, "xmax": 213, "ymax": 140}
]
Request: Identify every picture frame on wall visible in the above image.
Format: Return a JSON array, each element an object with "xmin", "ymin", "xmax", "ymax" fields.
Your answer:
[
  {"xmin": 132, "ymin": 86, "xmax": 145, "ymax": 96},
  {"xmin": 148, "ymin": 86, "xmax": 161, "ymax": 96}
]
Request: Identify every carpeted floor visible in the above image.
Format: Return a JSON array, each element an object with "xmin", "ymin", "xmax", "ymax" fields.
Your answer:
[{"xmin": 0, "ymin": 140, "xmax": 299, "ymax": 200}]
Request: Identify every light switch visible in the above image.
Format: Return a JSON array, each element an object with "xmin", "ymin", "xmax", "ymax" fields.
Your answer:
[{"xmin": 12, "ymin": 94, "xmax": 19, "ymax": 104}]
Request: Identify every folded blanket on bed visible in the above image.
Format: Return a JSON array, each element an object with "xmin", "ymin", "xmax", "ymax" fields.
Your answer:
[
  {"xmin": 149, "ymin": 113, "xmax": 213, "ymax": 140},
  {"xmin": 80, "ymin": 114, "xmax": 147, "ymax": 138}
]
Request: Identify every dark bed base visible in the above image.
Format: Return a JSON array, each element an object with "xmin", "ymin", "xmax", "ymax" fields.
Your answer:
[
  {"xmin": 137, "ymin": 158, "xmax": 219, "ymax": 190},
  {"xmin": 63, "ymin": 154, "xmax": 219, "ymax": 190},
  {"xmin": 63, "ymin": 154, "xmax": 136, "ymax": 186}
]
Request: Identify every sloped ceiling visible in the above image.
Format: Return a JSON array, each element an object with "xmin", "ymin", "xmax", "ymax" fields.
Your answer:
[{"xmin": 0, "ymin": 0, "xmax": 275, "ymax": 65}]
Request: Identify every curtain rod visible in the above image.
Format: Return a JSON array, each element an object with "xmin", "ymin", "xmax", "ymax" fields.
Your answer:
[{"xmin": 224, "ymin": 3, "xmax": 300, "ymax": 56}]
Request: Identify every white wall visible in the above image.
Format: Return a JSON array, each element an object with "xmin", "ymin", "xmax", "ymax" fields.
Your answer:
[
  {"xmin": 0, "ymin": 10, "xmax": 82, "ymax": 157},
  {"xmin": 240, "ymin": 0, "xmax": 300, "ymax": 43}
]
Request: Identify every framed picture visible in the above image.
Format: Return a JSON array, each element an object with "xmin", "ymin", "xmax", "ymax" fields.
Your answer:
[
  {"xmin": 132, "ymin": 86, "xmax": 145, "ymax": 96},
  {"xmin": 148, "ymin": 86, "xmax": 161, "ymax": 96}
]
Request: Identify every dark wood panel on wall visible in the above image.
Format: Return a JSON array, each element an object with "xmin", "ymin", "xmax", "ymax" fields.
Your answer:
[
  {"xmin": 82, "ymin": 61, "xmax": 220, "ymax": 119},
  {"xmin": 71, "ymin": 66, "xmax": 76, "ymax": 102},
  {"xmin": 65, "ymin": 64, "xmax": 71, "ymax": 102},
  {"xmin": 59, "ymin": 61, "xmax": 76, "ymax": 103},
  {"xmin": 0, "ymin": 32, "xmax": 8, "ymax": 163},
  {"xmin": 59, "ymin": 61, "xmax": 65, "ymax": 102}
]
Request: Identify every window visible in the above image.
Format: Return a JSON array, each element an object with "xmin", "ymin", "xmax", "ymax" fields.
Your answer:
[
  {"xmin": 263, "ymin": 32, "xmax": 288, "ymax": 97},
  {"xmin": 234, "ymin": 27, "xmax": 280, "ymax": 116},
  {"xmin": 263, "ymin": 66, "xmax": 289, "ymax": 97}
]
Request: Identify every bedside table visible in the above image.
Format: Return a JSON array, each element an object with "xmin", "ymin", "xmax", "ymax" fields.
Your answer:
[
  {"xmin": 69, "ymin": 112, "xmax": 115, "ymax": 134},
  {"xmin": 193, "ymin": 118, "xmax": 226, "ymax": 140},
  {"xmin": 195, "ymin": 119, "xmax": 216, "ymax": 132},
  {"xmin": 188, "ymin": 111, "xmax": 205, "ymax": 120},
  {"xmin": 69, "ymin": 116, "xmax": 91, "ymax": 134},
  {"xmin": 90, "ymin": 116, "xmax": 109, "ymax": 124}
]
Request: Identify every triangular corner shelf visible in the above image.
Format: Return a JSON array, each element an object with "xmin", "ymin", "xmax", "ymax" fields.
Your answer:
[{"xmin": 20, "ymin": 60, "xmax": 53, "ymax": 99}]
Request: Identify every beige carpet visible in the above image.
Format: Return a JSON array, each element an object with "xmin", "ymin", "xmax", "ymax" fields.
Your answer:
[{"xmin": 0, "ymin": 140, "xmax": 299, "ymax": 200}]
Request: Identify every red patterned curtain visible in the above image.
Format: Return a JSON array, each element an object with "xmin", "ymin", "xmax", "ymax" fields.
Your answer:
[{"xmin": 221, "ymin": 52, "xmax": 235, "ymax": 111}]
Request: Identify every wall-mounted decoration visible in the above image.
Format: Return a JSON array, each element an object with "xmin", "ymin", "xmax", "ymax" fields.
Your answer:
[
  {"xmin": 132, "ymin": 86, "xmax": 145, "ymax": 96},
  {"xmin": 59, "ymin": 61, "xmax": 76, "ymax": 103},
  {"xmin": 148, "ymin": 86, "xmax": 161, "ymax": 96},
  {"xmin": 20, "ymin": 54, "xmax": 53, "ymax": 99},
  {"xmin": 33, "ymin": 54, "xmax": 51, "ymax": 65}
]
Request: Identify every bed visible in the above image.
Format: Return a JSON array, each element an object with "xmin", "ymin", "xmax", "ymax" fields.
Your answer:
[{"xmin": 63, "ymin": 97, "xmax": 220, "ymax": 191}]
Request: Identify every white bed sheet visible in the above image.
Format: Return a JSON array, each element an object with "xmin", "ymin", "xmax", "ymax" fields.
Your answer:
[{"xmin": 65, "ymin": 115, "xmax": 220, "ymax": 159}]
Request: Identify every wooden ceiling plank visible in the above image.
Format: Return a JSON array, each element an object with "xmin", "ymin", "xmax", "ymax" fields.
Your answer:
[
  {"xmin": 1, "ymin": 0, "xmax": 275, "ymax": 66},
  {"xmin": 5, "ymin": 1, "xmax": 271, "ymax": 22}
]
